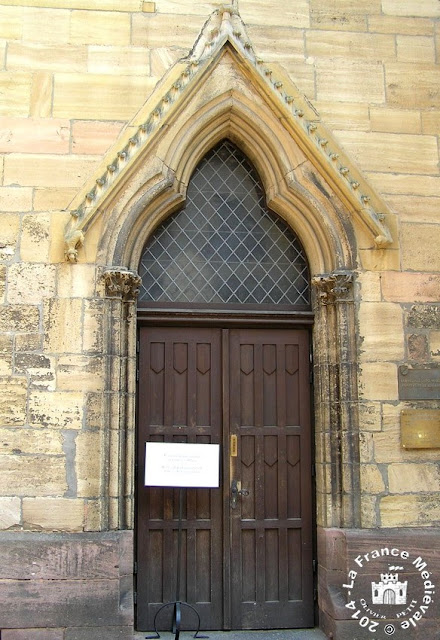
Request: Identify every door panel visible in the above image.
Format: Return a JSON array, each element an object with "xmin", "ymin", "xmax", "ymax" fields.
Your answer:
[
  {"xmin": 229, "ymin": 329, "xmax": 313, "ymax": 629},
  {"xmin": 137, "ymin": 328, "xmax": 223, "ymax": 630},
  {"xmin": 136, "ymin": 326, "xmax": 313, "ymax": 631}
]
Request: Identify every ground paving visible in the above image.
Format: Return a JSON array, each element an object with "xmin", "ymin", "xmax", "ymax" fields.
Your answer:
[{"xmin": 133, "ymin": 629, "xmax": 327, "ymax": 640}]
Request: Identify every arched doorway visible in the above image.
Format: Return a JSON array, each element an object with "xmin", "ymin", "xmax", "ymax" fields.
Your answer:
[{"xmin": 135, "ymin": 140, "xmax": 315, "ymax": 631}]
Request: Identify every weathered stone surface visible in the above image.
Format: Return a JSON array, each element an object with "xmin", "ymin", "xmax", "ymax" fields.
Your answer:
[
  {"xmin": 334, "ymin": 130, "xmax": 438, "ymax": 174},
  {"xmin": 368, "ymin": 14, "xmax": 435, "ymax": 35},
  {"xmin": 0, "ymin": 377, "xmax": 27, "ymax": 426},
  {"xmin": 70, "ymin": 9, "xmax": 131, "ymax": 45},
  {"xmin": 367, "ymin": 172, "xmax": 440, "ymax": 196},
  {"xmin": 7, "ymin": 42, "xmax": 87, "ymax": 73},
  {"xmin": 20, "ymin": 213, "xmax": 51, "ymax": 263},
  {"xmin": 0, "ymin": 428, "xmax": 63, "ymax": 455},
  {"xmin": 316, "ymin": 60, "xmax": 384, "ymax": 103},
  {"xmin": 8, "ymin": 263, "xmax": 56, "ymax": 305},
  {"xmin": 4, "ymin": 154, "xmax": 101, "ymax": 188},
  {"xmin": 33, "ymin": 187, "xmax": 77, "ymax": 211},
  {"xmin": 57, "ymin": 355, "xmax": 105, "ymax": 392},
  {"xmin": 402, "ymin": 224, "xmax": 440, "ymax": 271},
  {"xmin": 82, "ymin": 300, "xmax": 104, "ymax": 353},
  {"xmin": 53, "ymin": 72, "xmax": 157, "ymax": 120},
  {"xmin": 0, "ymin": 186, "xmax": 33, "ymax": 212},
  {"xmin": 75, "ymin": 431, "xmax": 102, "ymax": 498},
  {"xmin": 0, "ymin": 454, "xmax": 67, "ymax": 496},
  {"xmin": 22, "ymin": 497, "xmax": 84, "ymax": 531},
  {"xmin": 370, "ymin": 106, "xmax": 421, "ymax": 134},
  {"xmin": 2, "ymin": 630, "xmax": 64, "ymax": 640},
  {"xmin": 14, "ymin": 352, "xmax": 55, "ymax": 390},
  {"xmin": 358, "ymin": 302, "xmax": 404, "ymax": 362},
  {"xmin": 0, "ymin": 117, "xmax": 70, "ymax": 154},
  {"xmin": 0, "ymin": 578, "xmax": 129, "ymax": 628},
  {"xmin": 380, "ymin": 493, "xmax": 440, "ymax": 526},
  {"xmin": 22, "ymin": 6, "xmax": 69, "ymax": 44},
  {"xmin": 408, "ymin": 333, "xmax": 429, "ymax": 361},
  {"xmin": 0, "ymin": 213, "xmax": 20, "ymax": 261},
  {"xmin": 422, "ymin": 110, "xmax": 440, "ymax": 135},
  {"xmin": 388, "ymin": 462, "xmax": 440, "ymax": 493},
  {"xmin": 397, "ymin": 34, "xmax": 436, "ymax": 63},
  {"xmin": 360, "ymin": 463, "xmax": 385, "ymax": 493},
  {"xmin": 382, "ymin": 0, "xmax": 440, "ymax": 17},
  {"xmin": 43, "ymin": 298, "xmax": 83, "ymax": 354},
  {"xmin": 0, "ymin": 5, "xmax": 23, "ymax": 40},
  {"xmin": 65, "ymin": 628, "xmax": 133, "ymax": 640},
  {"xmin": 71, "ymin": 120, "xmax": 124, "ymax": 155},
  {"xmin": 0, "ymin": 531, "xmax": 132, "ymax": 579},
  {"xmin": 0, "ymin": 497, "xmax": 21, "ymax": 530},
  {"xmin": 57, "ymin": 263, "xmax": 96, "ymax": 298},
  {"xmin": 28, "ymin": 390, "xmax": 83, "ymax": 429},
  {"xmin": 313, "ymin": 101, "xmax": 370, "ymax": 131},
  {"xmin": 360, "ymin": 363, "xmax": 398, "ymax": 401},
  {"xmin": 0, "ymin": 72, "xmax": 32, "ymax": 117},
  {"xmin": 30, "ymin": 70, "xmax": 52, "ymax": 118},
  {"xmin": 387, "ymin": 194, "xmax": 440, "ymax": 223},
  {"xmin": 0, "ymin": 531, "xmax": 134, "ymax": 627},
  {"xmin": 307, "ymin": 30, "xmax": 395, "ymax": 61},
  {"xmin": 87, "ymin": 46, "xmax": 150, "ymax": 76},
  {"xmin": 407, "ymin": 304, "xmax": 440, "ymax": 328},
  {"xmin": 382, "ymin": 272, "xmax": 440, "ymax": 303},
  {"xmin": 386, "ymin": 63, "xmax": 440, "ymax": 108}
]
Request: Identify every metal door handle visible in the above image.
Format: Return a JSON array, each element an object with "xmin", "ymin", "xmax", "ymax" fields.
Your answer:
[{"xmin": 230, "ymin": 479, "xmax": 249, "ymax": 509}]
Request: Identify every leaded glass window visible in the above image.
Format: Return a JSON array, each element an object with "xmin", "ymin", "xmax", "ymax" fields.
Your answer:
[{"xmin": 138, "ymin": 140, "xmax": 310, "ymax": 308}]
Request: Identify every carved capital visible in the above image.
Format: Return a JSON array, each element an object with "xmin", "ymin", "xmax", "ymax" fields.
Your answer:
[
  {"xmin": 102, "ymin": 268, "xmax": 141, "ymax": 302},
  {"xmin": 312, "ymin": 270, "xmax": 354, "ymax": 305}
]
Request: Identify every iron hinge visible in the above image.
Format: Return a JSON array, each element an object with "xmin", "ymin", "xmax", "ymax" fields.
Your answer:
[
  {"xmin": 136, "ymin": 368, "xmax": 139, "ymax": 382},
  {"xmin": 136, "ymin": 339, "xmax": 140, "ymax": 353},
  {"xmin": 313, "ymin": 559, "xmax": 317, "ymax": 572},
  {"xmin": 133, "ymin": 591, "xmax": 138, "ymax": 605},
  {"xmin": 314, "ymin": 586, "xmax": 318, "ymax": 602},
  {"xmin": 311, "ymin": 463, "xmax": 316, "ymax": 477},
  {"xmin": 134, "ymin": 561, "xmax": 138, "ymax": 575}
]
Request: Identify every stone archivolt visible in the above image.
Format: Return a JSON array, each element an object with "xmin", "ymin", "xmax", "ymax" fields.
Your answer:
[{"xmin": 64, "ymin": 5, "xmax": 393, "ymax": 266}]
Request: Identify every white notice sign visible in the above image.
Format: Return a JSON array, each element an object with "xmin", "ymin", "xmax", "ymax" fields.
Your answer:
[{"xmin": 144, "ymin": 442, "xmax": 220, "ymax": 488}]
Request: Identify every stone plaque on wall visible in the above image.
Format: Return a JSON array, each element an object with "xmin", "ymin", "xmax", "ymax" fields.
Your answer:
[
  {"xmin": 401, "ymin": 410, "xmax": 440, "ymax": 448},
  {"xmin": 398, "ymin": 364, "xmax": 440, "ymax": 400}
]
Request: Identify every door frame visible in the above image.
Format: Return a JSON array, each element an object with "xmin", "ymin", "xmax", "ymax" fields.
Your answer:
[{"xmin": 135, "ymin": 308, "xmax": 317, "ymax": 630}]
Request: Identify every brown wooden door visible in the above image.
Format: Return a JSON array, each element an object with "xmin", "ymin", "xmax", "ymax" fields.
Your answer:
[
  {"xmin": 229, "ymin": 329, "xmax": 314, "ymax": 629},
  {"xmin": 136, "ymin": 326, "xmax": 313, "ymax": 631}
]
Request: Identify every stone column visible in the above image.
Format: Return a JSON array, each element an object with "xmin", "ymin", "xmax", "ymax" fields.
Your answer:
[
  {"xmin": 101, "ymin": 267, "xmax": 141, "ymax": 530},
  {"xmin": 312, "ymin": 269, "xmax": 361, "ymax": 529}
]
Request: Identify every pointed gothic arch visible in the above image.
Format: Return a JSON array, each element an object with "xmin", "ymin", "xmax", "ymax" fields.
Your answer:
[{"xmin": 71, "ymin": 4, "xmax": 380, "ymax": 578}]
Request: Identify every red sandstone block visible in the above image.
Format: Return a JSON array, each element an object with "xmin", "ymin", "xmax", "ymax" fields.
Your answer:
[
  {"xmin": 72, "ymin": 120, "xmax": 124, "ymax": 155},
  {"xmin": 0, "ymin": 117, "xmax": 70, "ymax": 154}
]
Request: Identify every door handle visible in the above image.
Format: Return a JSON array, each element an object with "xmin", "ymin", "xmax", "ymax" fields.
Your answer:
[{"xmin": 230, "ymin": 479, "xmax": 249, "ymax": 509}]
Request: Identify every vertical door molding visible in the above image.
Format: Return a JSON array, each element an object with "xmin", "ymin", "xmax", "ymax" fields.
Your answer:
[
  {"xmin": 312, "ymin": 270, "xmax": 361, "ymax": 529},
  {"xmin": 101, "ymin": 267, "xmax": 141, "ymax": 529}
]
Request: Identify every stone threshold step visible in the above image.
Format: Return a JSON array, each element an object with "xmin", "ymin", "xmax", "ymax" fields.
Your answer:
[{"xmin": 133, "ymin": 630, "xmax": 327, "ymax": 640}]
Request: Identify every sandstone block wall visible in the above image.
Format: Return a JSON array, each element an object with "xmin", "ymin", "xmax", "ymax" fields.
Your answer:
[{"xmin": 0, "ymin": 0, "xmax": 439, "ymax": 533}]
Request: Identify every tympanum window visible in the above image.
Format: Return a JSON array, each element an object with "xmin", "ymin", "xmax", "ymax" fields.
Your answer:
[{"xmin": 139, "ymin": 140, "xmax": 310, "ymax": 309}]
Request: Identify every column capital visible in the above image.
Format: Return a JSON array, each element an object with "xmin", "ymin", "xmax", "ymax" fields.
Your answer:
[
  {"xmin": 312, "ymin": 269, "xmax": 354, "ymax": 305},
  {"xmin": 102, "ymin": 267, "xmax": 141, "ymax": 301}
]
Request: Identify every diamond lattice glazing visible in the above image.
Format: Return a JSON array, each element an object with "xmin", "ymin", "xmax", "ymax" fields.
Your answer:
[{"xmin": 138, "ymin": 140, "xmax": 310, "ymax": 307}]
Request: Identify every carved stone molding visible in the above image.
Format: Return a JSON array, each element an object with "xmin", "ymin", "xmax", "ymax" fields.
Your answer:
[
  {"xmin": 102, "ymin": 268, "xmax": 141, "ymax": 301},
  {"xmin": 312, "ymin": 270, "xmax": 354, "ymax": 305},
  {"xmin": 64, "ymin": 6, "xmax": 393, "ymax": 262}
]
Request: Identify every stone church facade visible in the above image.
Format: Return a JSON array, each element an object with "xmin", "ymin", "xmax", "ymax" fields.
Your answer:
[{"xmin": 0, "ymin": 1, "xmax": 439, "ymax": 638}]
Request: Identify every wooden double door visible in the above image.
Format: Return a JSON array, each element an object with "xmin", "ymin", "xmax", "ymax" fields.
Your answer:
[{"xmin": 136, "ymin": 326, "xmax": 314, "ymax": 631}]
